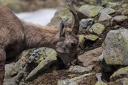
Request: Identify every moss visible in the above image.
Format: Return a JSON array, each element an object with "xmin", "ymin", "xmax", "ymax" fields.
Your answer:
[
  {"xmin": 79, "ymin": 5, "xmax": 102, "ymax": 17},
  {"xmin": 10, "ymin": 70, "xmax": 17, "ymax": 76},
  {"xmin": 95, "ymin": 81, "xmax": 107, "ymax": 85},
  {"xmin": 78, "ymin": 35, "xmax": 85, "ymax": 45},
  {"xmin": 110, "ymin": 67, "xmax": 128, "ymax": 80},
  {"xmin": 89, "ymin": 23, "xmax": 105, "ymax": 35},
  {"xmin": 85, "ymin": 34, "xmax": 99, "ymax": 41}
]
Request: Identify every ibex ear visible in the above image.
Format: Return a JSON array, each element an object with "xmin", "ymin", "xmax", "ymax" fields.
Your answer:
[{"xmin": 60, "ymin": 21, "xmax": 66, "ymax": 39}]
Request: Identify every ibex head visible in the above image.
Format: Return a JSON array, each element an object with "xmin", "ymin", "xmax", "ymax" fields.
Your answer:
[{"xmin": 55, "ymin": 4, "xmax": 79, "ymax": 67}]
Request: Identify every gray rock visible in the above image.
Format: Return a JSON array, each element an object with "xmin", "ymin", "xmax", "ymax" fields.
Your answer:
[
  {"xmin": 26, "ymin": 48, "xmax": 57, "ymax": 81},
  {"xmin": 58, "ymin": 79, "xmax": 78, "ymax": 85},
  {"xmin": 79, "ymin": 18, "xmax": 94, "ymax": 29},
  {"xmin": 103, "ymin": 28, "xmax": 128, "ymax": 65},
  {"xmin": 5, "ymin": 63, "xmax": 15, "ymax": 77},
  {"xmin": 109, "ymin": 78, "xmax": 128, "ymax": 85},
  {"xmin": 69, "ymin": 65, "xmax": 93, "ymax": 73},
  {"xmin": 78, "ymin": 47, "xmax": 102, "ymax": 66},
  {"xmin": 95, "ymin": 81, "xmax": 108, "ymax": 85},
  {"xmin": 83, "ymin": 0, "xmax": 109, "ymax": 6},
  {"xmin": 110, "ymin": 66, "xmax": 128, "ymax": 81},
  {"xmin": 89, "ymin": 23, "xmax": 105, "ymax": 35},
  {"xmin": 3, "ymin": 78, "xmax": 17, "ymax": 85},
  {"xmin": 78, "ymin": 5, "xmax": 103, "ymax": 17},
  {"xmin": 98, "ymin": 53, "xmax": 104, "ymax": 61},
  {"xmin": 57, "ymin": 73, "xmax": 94, "ymax": 85},
  {"xmin": 122, "ymin": 9, "xmax": 128, "ymax": 16},
  {"xmin": 100, "ymin": 8, "xmax": 115, "ymax": 14},
  {"xmin": 96, "ymin": 73, "xmax": 102, "ymax": 81},
  {"xmin": 112, "ymin": 15, "xmax": 128, "ymax": 22},
  {"xmin": 98, "ymin": 13, "xmax": 112, "ymax": 22},
  {"xmin": 78, "ymin": 35, "xmax": 85, "ymax": 46},
  {"xmin": 48, "ymin": 5, "xmax": 72, "ymax": 27},
  {"xmin": 122, "ymin": 78, "xmax": 128, "ymax": 85},
  {"xmin": 9, "ymin": 50, "xmax": 31, "ymax": 77},
  {"xmin": 84, "ymin": 34, "xmax": 99, "ymax": 41},
  {"xmin": 107, "ymin": 2, "xmax": 121, "ymax": 9},
  {"xmin": 95, "ymin": 73, "xmax": 108, "ymax": 85}
]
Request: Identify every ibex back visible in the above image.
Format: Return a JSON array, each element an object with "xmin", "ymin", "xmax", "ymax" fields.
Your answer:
[{"xmin": 0, "ymin": 5, "xmax": 79, "ymax": 85}]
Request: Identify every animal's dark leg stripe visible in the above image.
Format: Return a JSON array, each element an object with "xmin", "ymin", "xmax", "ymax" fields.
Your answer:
[
  {"xmin": 0, "ymin": 49, "xmax": 6, "ymax": 85},
  {"xmin": 0, "ymin": 60, "xmax": 5, "ymax": 85}
]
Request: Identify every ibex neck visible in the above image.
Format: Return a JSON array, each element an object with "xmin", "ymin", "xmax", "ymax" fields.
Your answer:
[{"xmin": 21, "ymin": 21, "xmax": 59, "ymax": 49}]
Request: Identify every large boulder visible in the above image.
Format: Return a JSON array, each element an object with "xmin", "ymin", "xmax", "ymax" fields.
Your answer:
[{"xmin": 103, "ymin": 28, "xmax": 128, "ymax": 65}]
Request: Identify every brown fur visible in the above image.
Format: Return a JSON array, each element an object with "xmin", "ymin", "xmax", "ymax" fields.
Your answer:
[{"xmin": 0, "ymin": 6, "xmax": 79, "ymax": 85}]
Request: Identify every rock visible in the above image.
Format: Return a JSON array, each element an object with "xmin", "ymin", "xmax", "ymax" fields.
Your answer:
[
  {"xmin": 26, "ymin": 48, "xmax": 57, "ymax": 81},
  {"xmin": 3, "ymin": 78, "xmax": 17, "ymax": 85},
  {"xmin": 122, "ymin": 9, "xmax": 128, "ymax": 16},
  {"xmin": 57, "ymin": 73, "xmax": 94, "ymax": 85},
  {"xmin": 112, "ymin": 15, "xmax": 128, "ymax": 22},
  {"xmin": 89, "ymin": 23, "xmax": 105, "ymax": 35},
  {"xmin": 116, "ymin": 8, "xmax": 125, "ymax": 15},
  {"xmin": 122, "ymin": 78, "xmax": 128, "ymax": 85},
  {"xmin": 107, "ymin": 2, "xmax": 121, "ymax": 9},
  {"xmin": 79, "ymin": 18, "xmax": 94, "ymax": 29},
  {"xmin": 84, "ymin": 34, "xmax": 99, "ymax": 41},
  {"xmin": 100, "ymin": 8, "xmax": 115, "ymax": 14},
  {"xmin": 96, "ymin": 73, "xmax": 102, "ymax": 81},
  {"xmin": 83, "ymin": 0, "xmax": 109, "ymax": 6},
  {"xmin": 108, "ymin": 78, "xmax": 128, "ymax": 85},
  {"xmin": 78, "ymin": 35, "xmax": 85, "ymax": 46},
  {"xmin": 110, "ymin": 67, "xmax": 128, "ymax": 81},
  {"xmin": 5, "ymin": 63, "xmax": 15, "ymax": 77},
  {"xmin": 95, "ymin": 73, "xmax": 107, "ymax": 85},
  {"xmin": 95, "ymin": 81, "xmax": 108, "ymax": 85},
  {"xmin": 103, "ymin": 28, "xmax": 128, "ymax": 65},
  {"xmin": 69, "ymin": 65, "xmax": 93, "ymax": 73},
  {"xmin": 72, "ymin": 73, "xmax": 94, "ymax": 83},
  {"xmin": 10, "ymin": 50, "xmax": 31, "ymax": 76},
  {"xmin": 98, "ymin": 13, "xmax": 112, "ymax": 22},
  {"xmin": 78, "ymin": 47, "xmax": 102, "ymax": 66},
  {"xmin": 78, "ymin": 5, "xmax": 103, "ymax": 17},
  {"xmin": 48, "ymin": 0, "xmax": 75, "ymax": 27},
  {"xmin": 48, "ymin": 7, "xmax": 72, "ymax": 27},
  {"xmin": 57, "ymin": 79, "xmax": 78, "ymax": 85}
]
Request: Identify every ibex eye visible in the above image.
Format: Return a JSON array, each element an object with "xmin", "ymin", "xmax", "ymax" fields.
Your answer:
[{"xmin": 71, "ymin": 43, "xmax": 76, "ymax": 47}]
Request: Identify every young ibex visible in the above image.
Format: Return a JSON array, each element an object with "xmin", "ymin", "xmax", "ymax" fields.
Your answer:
[{"xmin": 0, "ymin": 5, "xmax": 79, "ymax": 85}]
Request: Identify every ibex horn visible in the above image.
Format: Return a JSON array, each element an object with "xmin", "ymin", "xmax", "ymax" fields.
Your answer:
[
  {"xmin": 68, "ymin": 4, "xmax": 79, "ymax": 35},
  {"xmin": 60, "ymin": 21, "xmax": 65, "ymax": 38}
]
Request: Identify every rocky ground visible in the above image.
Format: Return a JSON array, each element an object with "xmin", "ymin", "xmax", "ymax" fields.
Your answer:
[{"xmin": 4, "ymin": 0, "xmax": 128, "ymax": 85}]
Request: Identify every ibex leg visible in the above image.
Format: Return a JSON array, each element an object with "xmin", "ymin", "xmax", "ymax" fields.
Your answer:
[{"xmin": 0, "ymin": 49, "xmax": 6, "ymax": 85}]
